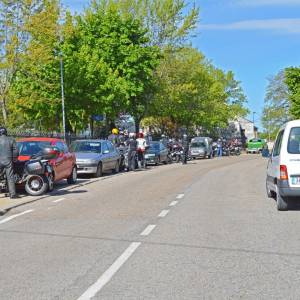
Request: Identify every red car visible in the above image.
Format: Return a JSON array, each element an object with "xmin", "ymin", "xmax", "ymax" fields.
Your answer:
[{"xmin": 17, "ymin": 137, "xmax": 77, "ymax": 184}]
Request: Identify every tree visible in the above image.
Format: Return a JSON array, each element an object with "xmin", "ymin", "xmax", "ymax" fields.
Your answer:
[
  {"xmin": 285, "ymin": 67, "xmax": 300, "ymax": 119},
  {"xmin": 90, "ymin": 0, "xmax": 199, "ymax": 47},
  {"xmin": 8, "ymin": 0, "xmax": 62, "ymax": 130},
  {"xmin": 261, "ymin": 70, "xmax": 290, "ymax": 140},
  {"xmin": 63, "ymin": 6, "xmax": 160, "ymax": 132},
  {"xmin": 148, "ymin": 47, "xmax": 247, "ymax": 135}
]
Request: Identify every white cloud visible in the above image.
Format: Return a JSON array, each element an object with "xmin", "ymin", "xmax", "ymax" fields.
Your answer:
[
  {"xmin": 200, "ymin": 18, "xmax": 300, "ymax": 34},
  {"xmin": 236, "ymin": 0, "xmax": 300, "ymax": 6}
]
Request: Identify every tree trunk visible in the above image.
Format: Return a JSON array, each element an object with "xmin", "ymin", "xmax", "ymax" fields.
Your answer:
[
  {"xmin": 134, "ymin": 117, "xmax": 142, "ymax": 134},
  {"xmin": 1, "ymin": 97, "xmax": 8, "ymax": 124}
]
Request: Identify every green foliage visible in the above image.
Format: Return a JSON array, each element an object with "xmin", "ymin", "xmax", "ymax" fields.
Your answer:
[
  {"xmin": 2, "ymin": 0, "xmax": 248, "ymax": 136},
  {"xmin": 149, "ymin": 47, "xmax": 248, "ymax": 133},
  {"xmin": 285, "ymin": 67, "xmax": 300, "ymax": 119},
  {"xmin": 261, "ymin": 70, "xmax": 290, "ymax": 140}
]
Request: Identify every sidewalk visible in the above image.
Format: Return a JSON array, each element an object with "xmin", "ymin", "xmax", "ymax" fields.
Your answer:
[{"xmin": 0, "ymin": 195, "xmax": 38, "ymax": 215}]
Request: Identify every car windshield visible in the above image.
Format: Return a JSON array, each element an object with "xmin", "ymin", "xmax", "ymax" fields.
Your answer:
[
  {"xmin": 288, "ymin": 127, "xmax": 300, "ymax": 154},
  {"xmin": 17, "ymin": 141, "xmax": 51, "ymax": 156},
  {"xmin": 191, "ymin": 142, "xmax": 206, "ymax": 148},
  {"xmin": 149, "ymin": 143, "xmax": 160, "ymax": 150},
  {"xmin": 249, "ymin": 139, "xmax": 261, "ymax": 143},
  {"xmin": 71, "ymin": 142, "xmax": 102, "ymax": 153}
]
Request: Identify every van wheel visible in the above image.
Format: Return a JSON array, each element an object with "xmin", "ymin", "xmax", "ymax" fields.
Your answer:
[
  {"xmin": 276, "ymin": 187, "xmax": 289, "ymax": 211},
  {"xmin": 266, "ymin": 181, "xmax": 274, "ymax": 198}
]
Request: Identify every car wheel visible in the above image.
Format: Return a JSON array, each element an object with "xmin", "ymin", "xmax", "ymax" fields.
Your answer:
[
  {"xmin": 67, "ymin": 166, "xmax": 77, "ymax": 184},
  {"xmin": 48, "ymin": 173, "xmax": 54, "ymax": 192},
  {"xmin": 94, "ymin": 163, "xmax": 103, "ymax": 178},
  {"xmin": 113, "ymin": 160, "xmax": 120, "ymax": 174},
  {"xmin": 276, "ymin": 186, "xmax": 289, "ymax": 211}
]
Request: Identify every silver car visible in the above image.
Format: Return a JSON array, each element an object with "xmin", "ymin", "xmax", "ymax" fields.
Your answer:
[{"xmin": 70, "ymin": 140, "xmax": 121, "ymax": 177}]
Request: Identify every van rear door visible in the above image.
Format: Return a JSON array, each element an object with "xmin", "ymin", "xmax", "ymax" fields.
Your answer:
[{"xmin": 286, "ymin": 127, "xmax": 300, "ymax": 187}]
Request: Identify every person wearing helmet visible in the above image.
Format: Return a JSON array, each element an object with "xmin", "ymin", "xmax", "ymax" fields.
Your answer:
[
  {"xmin": 108, "ymin": 128, "xmax": 120, "ymax": 146},
  {"xmin": 0, "ymin": 127, "xmax": 19, "ymax": 198},
  {"xmin": 182, "ymin": 133, "xmax": 189, "ymax": 164},
  {"xmin": 126, "ymin": 132, "xmax": 137, "ymax": 171},
  {"xmin": 136, "ymin": 132, "xmax": 148, "ymax": 169}
]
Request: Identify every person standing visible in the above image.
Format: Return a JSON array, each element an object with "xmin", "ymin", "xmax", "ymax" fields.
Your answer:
[
  {"xmin": 126, "ymin": 133, "xmax": 137, "ymax": 171},
  {"xmin": 182, "ymin": 134, "xmax": 189, "ymax": 164},
  {"xmin": 136, "ymin": 133, "xmax": 147, "ymax": 169},
  {"xmin": 0, "ymin": 127, "xmax": 19, "ymax": 198},
  {"xmin": 217, "ymin": 138, "xmax": 223, "ymax": 157}
]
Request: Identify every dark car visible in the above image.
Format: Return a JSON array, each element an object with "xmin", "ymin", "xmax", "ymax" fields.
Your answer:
[
  {"xmin": 145, "ymin": 141, "xmax": 169, "ymax": 165},
  {"xmin": 70, "ymin": 140, "xmax": 120, "ymax": 177}
]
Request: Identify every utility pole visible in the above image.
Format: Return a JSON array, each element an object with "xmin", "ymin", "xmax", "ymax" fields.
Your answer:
[{"xmin": 59, "ymin": 30, "xmax": 66, "ymax": 141}]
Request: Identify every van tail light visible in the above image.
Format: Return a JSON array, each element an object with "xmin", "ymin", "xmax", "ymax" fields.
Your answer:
[{"xmin": 280, "ymin": 165, "xmax": 288, "ymax": 180}]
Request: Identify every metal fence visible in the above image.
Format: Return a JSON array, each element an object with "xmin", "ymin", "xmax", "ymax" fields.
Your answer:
[{"xmin": 7, "ymin": 130, "xmax": 92, "ymax": 146}]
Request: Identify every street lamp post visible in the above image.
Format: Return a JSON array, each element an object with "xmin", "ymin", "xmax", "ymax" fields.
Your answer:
[{"xmin": 59, "ymin": 34, "xmax": 66, "ymax": 141}]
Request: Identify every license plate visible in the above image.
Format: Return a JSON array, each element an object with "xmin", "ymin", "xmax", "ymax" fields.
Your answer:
[{"xmin": 291, "ymin": 176, "xmax": 300, "ymax": 185}]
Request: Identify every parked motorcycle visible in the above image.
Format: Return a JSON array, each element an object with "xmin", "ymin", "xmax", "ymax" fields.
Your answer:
[{"xmin": 0, "ymin": 148, "xmax": 55, "ymax": 196}]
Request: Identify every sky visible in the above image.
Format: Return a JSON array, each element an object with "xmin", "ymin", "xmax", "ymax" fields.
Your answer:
[{"xmin": 62, "ymin": 0, "xmax": 300, "ymax": 130}]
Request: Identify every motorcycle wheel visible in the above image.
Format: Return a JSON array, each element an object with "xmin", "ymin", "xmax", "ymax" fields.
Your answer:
[{"xmin": 25, "ymin": 175, "xmax": 49, "ymax": 196}]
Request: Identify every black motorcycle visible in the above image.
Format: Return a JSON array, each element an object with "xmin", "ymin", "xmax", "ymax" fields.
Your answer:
[{"xmin": 0, "ymin": 148, "xmax": 55, "ymax": 196}]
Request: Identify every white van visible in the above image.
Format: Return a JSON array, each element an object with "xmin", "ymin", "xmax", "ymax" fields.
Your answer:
[{"xmin": 266, "ymin": 120, "xmax": 300, "ymax": 210}]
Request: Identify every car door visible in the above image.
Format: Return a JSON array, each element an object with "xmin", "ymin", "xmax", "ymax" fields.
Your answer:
[
  {"xmin": 101, "ymin": 142, "xmax": 110, "ymax": 171},
  {"xmin": 52, "ymin": 141, "xmax": 67, "ymax": 180},
  {"xmin": 160, "ymin": 144, "xmax": 168, "ymax": 162},
  {"xmin": 267, "ymin": 130, "xmax": 284, "ymax": 190},
  {"xmin": 63, "ymin": 142, "xmax": 74, "ymax": 178},
  {"xmin": 107, "ymin": 141, "xmax": 118, "ymax": 169}
]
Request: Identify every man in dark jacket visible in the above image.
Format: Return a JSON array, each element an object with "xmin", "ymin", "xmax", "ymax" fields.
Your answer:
[
  {"xmin": 126, "ymin": 133, "xmax": 137, "ymax": 171},
  {"xmin": 0, "ymin": 127, "xmax": 19, "ymax": 198},
  {"xmin": 182, "ymin": 134, "xmax": 189, "ymax": 164}
]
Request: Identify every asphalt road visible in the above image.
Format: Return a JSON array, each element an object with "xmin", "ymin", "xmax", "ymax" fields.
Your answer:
[{"xmin": 1, "ymin": 155, "xmax": 300, "ymax": 300}]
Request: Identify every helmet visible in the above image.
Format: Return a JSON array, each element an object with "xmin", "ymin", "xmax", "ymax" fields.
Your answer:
[
  {"xmin": 0, "ymin": 127, "xmax": 7, "ymax": 136},
  {"xmin": 129, "ymin": 132, "xmax": 135, "ymax": 138},
  {"xmin": 138, "ymin": 132, "xmax": 144, "ymax": 138},
  {"xmin": 183, "ymin": 134, "xmax": 187, "ymax": 138},
  {"xmin": 112, "ymin": 128, "xmax": 119, "ymax": 135}
]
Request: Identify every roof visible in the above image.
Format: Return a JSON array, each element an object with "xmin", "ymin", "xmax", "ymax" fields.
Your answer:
[
  {"xmin": 17, "ymin": 137, "xmax": 64, "ymax": 142},
  {"xmin": 72, "ymin": 139, "xmax": 106, "ymax": 142}
]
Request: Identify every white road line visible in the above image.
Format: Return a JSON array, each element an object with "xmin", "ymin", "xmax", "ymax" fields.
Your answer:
[
  {"xmin": 77, "ymin": 242, "xmax": 141, "ymax": 300},
  {"xmin": 169, "ymin": 200, "xmax": 179, "ymax": 207},
  {"xmin": 140, "ymin": 224, "xmax": 156, "ymax": 236},
  {"xmin": 176, "ymin": 194, "xmax": 185, "ymax": 199},
  {"xmin": 52, "ymin": 198, "xmax": 65, "ymax": 203},
  {"xmin": 158, "ymin": 210, "xmax": 170, "ymax": 218},
  {"xmin": 0, "ymin": 209, "xmax": 34, "ymax": 225}
]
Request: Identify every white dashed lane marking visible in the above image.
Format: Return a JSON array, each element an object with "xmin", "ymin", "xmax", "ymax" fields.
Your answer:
[
  {"xmin": 52, "ymin": 198, "xmax": 65, "ymax": 203},
  {"xmin": 176, "ymin": 194, "xmax": 185, "ymax": 199},
  {"xmin": 140, "ymin": 224, "xmax": 156, "ymax": 236},
  {"xmin": 169, "ymin": 200, "xmax": 178, "ymax": 207},
  {"xmin": 77, "ymin": 242, "xmax": 141, "ymax": 300},
  {"xmin": 158, "ymin": 210, "xmax": 170, "ymax": 218},
  {"xmin": 0, "ymin": 209, "xmax": 34, "ymax": 225}
]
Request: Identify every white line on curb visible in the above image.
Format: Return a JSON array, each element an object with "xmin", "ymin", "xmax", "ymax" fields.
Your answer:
[
  {"xmin": 169, "ymin": 201, "xmax": 178, "ymax": 207},
  {"xmin": 0, "ymin": 209, "xmax": 34, "ymax": 225},
  {"xmin": 158, "ymin": 210, "xmax": 170, "ymax": 218},
  {"xmin": 140, "ymin": 224, "xmax": 156, "ymax": 236},
  {"xmin": 52, "ymin": 198, "xmax": 65, "ymax": 203},
  {"xmin": 176, "ymin": 194, "xmax": 185, "ymax": 199},
  {"xmin": 77, "ymin": 242, "xmax": 141, "ymax": 300}
]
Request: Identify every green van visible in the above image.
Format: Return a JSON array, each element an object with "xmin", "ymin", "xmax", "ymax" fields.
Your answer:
[{"xmin": 246, "ymin": 138, "xmax": 267, "ymax": 154}]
